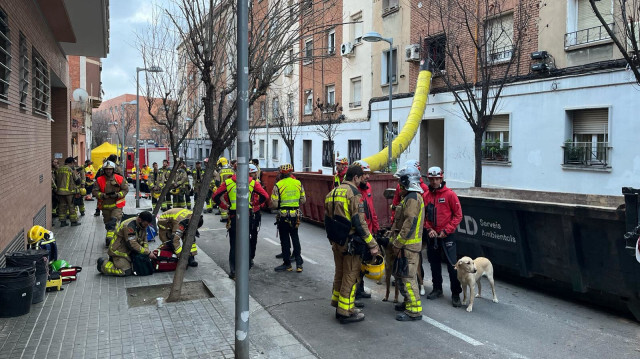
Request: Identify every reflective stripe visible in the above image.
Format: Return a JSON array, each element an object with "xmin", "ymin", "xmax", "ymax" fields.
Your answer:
[
  {"xmin": 324, "ymin": 191, "xmax": 351, "ymax": 220},
  {"xmin": 275, "ymin": 177, "xmax": 302, "ymax": 208},
  {"xmin": 396, "ymin": 197, "xmax": 424, "ymax": 245},
  {"xmin": 405, "ymin": 282, "xmax": 422, "ymax": 314},
  {"xmin": 225, "ymin": 178, "xmax": 255, "ymax": 210},
  {"xmin": 331, "ymin": 290, "xmax": 339, "ymax": 302}
]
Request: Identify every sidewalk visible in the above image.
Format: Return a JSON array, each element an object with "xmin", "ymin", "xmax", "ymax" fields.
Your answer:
[{"xmin": 0, "ymin": 192, "xmax": 315, "ymax": 359}]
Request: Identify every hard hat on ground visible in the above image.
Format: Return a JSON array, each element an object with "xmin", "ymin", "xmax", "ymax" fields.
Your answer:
[
  {"xmin": 353, "ymin": 160, "xmax": 371, "ymax": 173},
  {"xmin": 427, "ymin": 166, "xmax": 444, "ymax": 178},
  {"xmin": 50, "ymin": 260, "xmax": 70, "ymax": 272},
  {"xmin": 279, "ymin": 164, "xmax": 294, "ymax": 174},
  {"xmin": 361, "ymin": 254, "xmax": 385, "ymax": 281}
]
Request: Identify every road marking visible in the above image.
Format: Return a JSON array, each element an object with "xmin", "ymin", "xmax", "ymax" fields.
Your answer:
[
  {"xmin": 421, "ymin": 315, "xmax": 484, "ymax": 346},
  {"xmin": 263, "ymin": 237, "xmax": 318, "ymax": 265},
  {"xmin": 199, "ymin": 227, "xmax": 227, "ymax": 231}
]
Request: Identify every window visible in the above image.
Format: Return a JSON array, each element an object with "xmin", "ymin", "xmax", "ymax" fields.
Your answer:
[
  {"xmin": 0, "ymin": 8, "xmax": 11, "ymax": 102},
  {"xmin": 32, "ymin": 49, "xmax": 50, "ymax": 116},
  {"xmin": 304, "ymin": 38, "xmax": 313, "ymax": 63},
  {"xmin": 565, "ymin": 0, "xmax": 613, "ymax": 47},
  {"xmin": 259, "ymin": 139, "xmax": 265, "ymax": 158},
  {"xmin": 304, "ymin": 89, "xmax": 313, "ymax": 115},
  {"xmin": 18, "ymin": 33, "xmax": 28, "ymax": 107},
  {"xmin": 382, "ymin": 0, "xmax": 399, "ymax": 14},
  {"xmin": 272, "ymin": 97, "xmax": 279, "ymax": 118},
  {"xmin": 352, "ymin": 13, "xmax": 363, "ymax": 44},
  {"xmin": 350, "ymin": 77, "xmax": 361, "ymax": 108},
  {"xmin": 380, "ymin": 122, "xmax": 398, "ymax": 150},
  {"xmin": 322, "ymin": 141, "xmax": 334, "ymax": 167},
  {"xmin": 348, "ymin": 140, "xmax": 361, "ymax": 164},
  {"xmin": 424, "ymin": 34, "xmax": 446, "ymax": 72},
  {"xmin": 482, "ymin": 115, "xmax": 510, "ymax": 162},
  {"xmin": 486, "ymin": 13, "xmax": 514, "ymax": 63},
  {"xmin": 565, "ymin": 108, "xmax": 610, "ymax": 167},
  {"xmin": 272, "ymin": 139, "xmax": 279, "ymax": 160},
  {"xmin": 287, "ymin": 94, "xmax": 294, "ymax": 118},
  {"xmin": 325, "ymin": 84, "xmax": 335, "ymax": 107},
  {"xmin": 381, "ymin": 48, "xmax": 397, "ymax": 85},
  {"xmin": 260, "ymin": 100, "xmax": 266, "ymax": 119},
  {"xmin": 327, "ymin": 29, "xmax": 336, "ymax": 55}
]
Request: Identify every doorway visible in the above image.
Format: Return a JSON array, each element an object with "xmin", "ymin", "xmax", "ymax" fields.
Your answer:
[
  {"xmin": 420, "ymin": 119, "xmax": 444, "ymax": 172},
  {"xmin": 303, "ymin": 140, "xmax": 312, "ymax": 171}
]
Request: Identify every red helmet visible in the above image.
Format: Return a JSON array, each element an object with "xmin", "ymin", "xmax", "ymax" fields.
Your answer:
[{"xmin": 335, "ymin": 157, "xmax": 348, "ymax": 165}]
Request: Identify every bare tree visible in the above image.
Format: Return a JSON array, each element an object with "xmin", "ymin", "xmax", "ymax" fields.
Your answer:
[
  {"xmin": 413, "ymin": 0, "xmax": 537, "ymax": 187},
  {"xmin": 589, "ymin": 0, "xmax": 640, "ymax": 85},
  {"xmin": 312, "ymin": 99, "xmax": 343, "ymax": 175},
  {"xmin": 106, "ymin": 104, "xmax": 136, "ymax": 147},
  {"xmin": 159, "ymin": 0, "xmax": 339, "ymax": 301},
  {"xmin": 91, "ymin": 111, "xmax": 112, "ymax": 148},
  {"xmin": 146, "ymin": 125, "xmax": 169, "ymax": 147},
  {"xmin": 272, "ymin": 94, "xmax": 300, "ymax": 167}
]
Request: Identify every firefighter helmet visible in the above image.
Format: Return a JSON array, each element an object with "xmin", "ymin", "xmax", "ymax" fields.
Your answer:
[
  {"xmin": 353, "ymin": 160, "xmax": 371, "ymax": 173},
  {"xmin": 249, "ymin": 164, "xmax": 258, "ymax": 174},
  {"xmin": 335, "ymin": 157, "xmax": 349, "ymax": 165},
  {"xmin": 404, "ymin": 160, "xmax": 421, "ymax": 172},
  {"xmin": 217, "ymin": 157, "xmax": 228, "ymax": 167},
  {"xmin": 361, "ymin": 254, "xmax": 385, "ymax": 281},
  {"xmin": 28, "ymin": 225, "xmax": 51, "ymax": 245},
  {"xmin": 170, "ymin": 188, "xmax": 180, "ymax": 195},
  {"xmin": 103, "ymin": 161, "xmax": 116, "ymax": 170},
  {"xmin": 79, "ymin": 188, "xmax": 87, "ymax": 196},
  {"xmin": 426, "ymin": 166, "xmax": 444, "ymax": 178},
  {"xmin": 152, "ymin": 192, "xmax": 161, "ymax": 199},
  {"xmin": 279, "ymin": 163, "xmax": 294, "ymax": 174}
]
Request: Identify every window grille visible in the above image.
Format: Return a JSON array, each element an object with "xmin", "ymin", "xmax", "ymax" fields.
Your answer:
[
  {"xmin": 0, "ymin": 8, "xmax": 11, "ymax": 102},
  {"xmin": 19, "ymin": 33, "xmax": 28, "ymax": 107},
  {"xmin": 32, "ymin": 49, "xmax": 50, "ymax": 116}
]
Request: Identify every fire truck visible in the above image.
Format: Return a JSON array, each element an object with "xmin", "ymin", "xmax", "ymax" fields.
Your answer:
[{"xmin": 125, "ymin": 146, "xmax": 170, "ymax": 182}]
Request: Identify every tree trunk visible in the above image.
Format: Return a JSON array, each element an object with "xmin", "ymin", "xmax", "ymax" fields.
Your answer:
[
  {"xmin": 474, "ymin": 130, "xmax": 483, "ymax": 187},
  {"xmin": 286, "ymin": 143, "xmax": 295, "ymax": 169},
  {"xmin": 166, "ymin": 151, "xmax": 219, "ymax": 302}
]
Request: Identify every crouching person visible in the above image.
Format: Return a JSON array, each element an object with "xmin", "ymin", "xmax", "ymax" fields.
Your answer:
[
  {"xmin": 97, "ymin": 211, "xmax": 157, "ymax": 276},
  {"xmin": 157, "ymin": 208, "xmax": 203, "ymax": 267}
]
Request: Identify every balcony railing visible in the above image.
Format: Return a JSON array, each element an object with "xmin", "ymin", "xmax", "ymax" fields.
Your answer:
[
  {"xmin": 565, "ymin": 23, "xmax": 613, "ymax": 48},
  {"xmin": 563, "ymin": 141, "xmax": 610, "ymax": 167},
  {"xmin": 481, "ymin": 141, "xmax": 510, "ymax": 162},
  {"xmin": 349, "ymin": 101, "xmax": 361, "ymax": 108},
  {"xmin": 488, "ymin": 46, "xmax": 513, "ymax": 63}
]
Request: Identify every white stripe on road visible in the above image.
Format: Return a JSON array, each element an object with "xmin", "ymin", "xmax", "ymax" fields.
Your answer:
[
  {"xmin": 263, "ymin": 237, "xmax": 318, "ymax": 264},
  {"xmin": 421, "ymin": 315, "xmax": 484, "ymax": 346}
]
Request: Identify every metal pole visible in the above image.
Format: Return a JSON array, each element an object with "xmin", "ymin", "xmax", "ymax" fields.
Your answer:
[
  {"xmin": 265, "ymin": 116, "xmax": 269, "ymax": 168},
  {"xmin": 387, "ymin": 40, "xmax": 393, "ymax": 172},
  {"xmin": 135, "ymin": 69, "xmax": 141, "ymax": 208},
  {"xmin": 121, "ymin": 105, "xmax": 126, "ymax": 176},
  {"xmin": 236, "ymin": 0, "xmax": 250, "ymax": 356}
]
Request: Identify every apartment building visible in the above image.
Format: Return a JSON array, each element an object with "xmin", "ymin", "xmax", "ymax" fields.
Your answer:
[{"xmin": 0, "ymin": 0, "xmax": 109, "ymax": 259}]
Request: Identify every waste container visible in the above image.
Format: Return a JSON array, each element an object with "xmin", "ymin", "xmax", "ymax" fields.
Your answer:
[
  {"xmin": 6, "ymin": 249, "xmax": 50, "ymax": 304},
  {"xmin": 0, "ymin": 266, "xmax": 36, "ymax": 317}
]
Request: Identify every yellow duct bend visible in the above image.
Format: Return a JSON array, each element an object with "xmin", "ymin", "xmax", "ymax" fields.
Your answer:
[{"xmin": 363, "ymin": 61, "xmax": 433, "ymax": 171}]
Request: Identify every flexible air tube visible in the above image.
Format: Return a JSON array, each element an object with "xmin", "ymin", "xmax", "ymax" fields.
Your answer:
[{"xmin": 362, "ymin": 60, "xmax": 433, "ymax": 171}]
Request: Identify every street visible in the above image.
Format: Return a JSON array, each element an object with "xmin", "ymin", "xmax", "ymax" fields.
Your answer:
[{"xmin": 197, "ymin": 211, "xmax": 640, "ymax": 359}]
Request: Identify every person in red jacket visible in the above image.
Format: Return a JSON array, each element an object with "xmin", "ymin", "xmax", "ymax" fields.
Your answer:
[
  {"xmin": 391, "ymin": 160, "xmax": 429, "ymax": 294},
  {"xmin": 423, "ymin": 166, "xmax": 463, "ymax": 307},
  {"xmin": 334, "ymin": 157, "xmax": 348, "ymax": 188},
  {"xmin": 353, "ymin": 160, "xmax": 379, "ymax": 300}
]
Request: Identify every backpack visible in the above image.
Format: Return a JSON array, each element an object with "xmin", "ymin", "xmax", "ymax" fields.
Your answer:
[
  {"xmin": 152, "ymin": 249, "xmax": 179, "ymax": 272},
  {"xmin": 131, "ymin": 254, "xmax": 154, "ymax": 276}
]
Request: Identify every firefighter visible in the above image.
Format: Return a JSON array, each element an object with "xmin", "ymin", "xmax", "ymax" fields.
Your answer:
[
  {"xmin": 168, "ymin": 161, "xmax": 188, "ymax": 208},
  {"xmin": 84, "ymin": 160, "xmax": 96, "ymax": 201},
  {"xmin": 217, "ymin": 157, "xmax": 235, "ymax": 221},
  {"xmin": 140, "ymin": 164, "xmax": 151, "ymax": 196},
  {"xmin": 55, "ymin": 157, "xmax": 80, "ymax": 227},
  {"xmin": 270, "ymin": 164, "xmax": 306, "ymax": 273},
  {"xmin": 72, "ymin": 157, "xmax": 87, "ymax": 216},
  {"xmin": 148, "ymin": 162, "xmax": 162, "ymax": 207},
  {"xmin": 93, "ymin": 161, "xmax": 129, "ymax": 247},
  {"xmin": 249, "ymin": 164, "xmax": 264, "ymax": 268},
  {"xmin": 97, "ymin": 211, "xmax": 156, "ymax": 276},
  {"xmin": 51, "ymin": 159, "xmax": 59, "ymax": 218},
  {"xmin": 157, "ymin": 208, "xmax": 201, "ymax": 267},
  {"xmin": 424, "ymin": 166, "xmax": 463, "ymax": 307},
  {"xmin": 159, "ymin": 159, "xmax": 171, "ymax": 210},
  {"xmin": 203, "ymin": 158, "xmax": 217, "ymax": 213},
  {"xmin": 325, "ymin": 165, "xmax": 379, "ymax": 324},
  {"xmin": 213, "ymin": 164, "xmax": 269, "ymax": 279},
  {"xmin": 334, "ymin": 157, "xmax": 348, "ymax": 188},
  {"xmin": 389, "ymin": 166, "xmax": 425, "ymax": 321},
  {"xmin": 352, "ymin": 160, "xmax": 380, "ymax": 300},
  {"xmin": 251, "ymin": 158, "xmax": 262, "ymax": 182},
  {"xmin": 184, "ymin": 163, "xmax": 193, "ymax": 210},
  {"xmin": 192, "ymin": 161, "xmax": 207, "ymax": 211}
]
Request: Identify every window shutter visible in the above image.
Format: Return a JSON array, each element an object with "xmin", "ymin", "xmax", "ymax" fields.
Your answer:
[
  {"xmin": 578, "ymin": 0, "xmax": 612, "ymax": 30},
  {"xmin": 487, "ymin": 115, "xmax": 509, "ymax": 132},
  {"xmin": 573, "ymin": 109, "xmax": 608, "ymax": 134}
]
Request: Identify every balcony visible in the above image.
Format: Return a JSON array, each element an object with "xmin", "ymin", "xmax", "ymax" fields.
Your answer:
[
  {"xmin": 481, "ymin": 141, "xmax": 510, "ymax": 163},
  {"xmin": 562, "ymin": 141, "xmax": 610, "ymax": 168},
  {"xmin": 565, "ymin": 23, "xmax": 613, "ymax": 48}
]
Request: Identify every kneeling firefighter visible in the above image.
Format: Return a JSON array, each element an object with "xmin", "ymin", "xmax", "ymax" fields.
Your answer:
[
  {"xmin": 389, "ymin": 167, "xmax": 425, "ymax": 321},
  {"xmin": 157, "ymin": 208, "xmax": 202, "ymax": 267},
  {"xmin": 97, "ymin": 211, "xmax": 157, "ymax": 276}
]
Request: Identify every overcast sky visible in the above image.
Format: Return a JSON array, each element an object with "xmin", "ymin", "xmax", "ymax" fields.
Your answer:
[{"xmin": 101, "ymin": 1, "xmax": 157, "ymax": 100}]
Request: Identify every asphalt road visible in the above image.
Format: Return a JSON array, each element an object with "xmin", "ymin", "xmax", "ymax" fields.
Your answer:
[{"xmin": 196, "ymin": 211, "xmax": 640, "ymax": 359}]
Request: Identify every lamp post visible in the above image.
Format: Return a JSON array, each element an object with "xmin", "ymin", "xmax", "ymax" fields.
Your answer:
[
  {"xmin": 135, "ymin": 66, "xmax": 163, "ymax": 207},
  {"xmin": 363, "ymin": 31, "xmax": 394, "ymax": 172}
]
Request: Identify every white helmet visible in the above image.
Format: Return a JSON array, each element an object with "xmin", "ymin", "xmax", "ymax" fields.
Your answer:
[
  {"xmin": 353, "ymin": 160, "xmax": 371, "ymax": 173},
  {"xmin": 398, "ymin": 171, "xmax": 423, "ymax": 193},
  {"xmin": 427, "ymin": 166, "xmax": 444, "ymax": 178},
  {"xmin": 248, "ymin": 164, "xmax": 258, "ymax": 174},
  {"xmin": 103, "ymin": 161, "xmax": 116, "ymax": 170},
  {"xmin": 394, "ymin": 165, "xmax": 420, "ymax": 179},
  {"xmin": 404, "ymin": 160, "xmax": 421, "ymax": 172}
]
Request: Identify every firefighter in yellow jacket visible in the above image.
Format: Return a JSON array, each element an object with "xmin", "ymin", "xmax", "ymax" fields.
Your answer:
[
  {"xmin": 97, "ymin": 211, "xmax": 156, "ymax": 276},
  {"xmin": 169, "ymin": 161, "xmax": 188, "ymax": 208},
  {"xmin": 93, "ymin": 161, "xmax": 129, "ymax": 247},
  {"xmin": 324, "ymin": 165, "xmax": 379, "ymax": 324},
  {"xmin": 389, "ymin": 166, "xmax": 425, "ymax": 321},
  {"xmin": 72, "ymin": 157, "xmax": 87, "ymax": 216},
  {"xmin": 217, "ymin": 157, "xmax": 234, "ymax": 221},
  {"xmin": 55, "ymin": 157, "xmax": 80, "ymax": 227},
  {"xmin": 157, "ymin": 208, "xmax": 202, "ymax": 267}
]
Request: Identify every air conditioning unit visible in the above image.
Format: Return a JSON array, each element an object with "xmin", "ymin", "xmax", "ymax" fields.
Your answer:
[
  {"xmin": 405, "ymin": 44, "xmax": 420, "ymax": 62},
  {"xmin": 284, "ymin": 65, "xmax": 293, "ymax": 76},
  {"xmin": 340, "ymin": 42, "xmax": 354, "ymax": 57}
]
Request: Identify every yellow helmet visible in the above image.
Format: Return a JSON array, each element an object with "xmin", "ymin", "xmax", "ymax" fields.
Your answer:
[
  {"xmin": 336, "ymin": 157, "xmax": 349, "ymax": 165},
  {"xmin": 79, "ymin": 188, "xmax": 87, "ymax": 195},
  {"xmin": 361, "ymin": 254, "xmax": 385, "ymax": 281},
  {"xmin": 153, "ymin": 192, "xmax": 161, "ymax": 199},
  {"xmin": 217, "ymin": 157, "xmax": 228, "ymax": 167},
  {"xmin": 28, "ymin": 225, "xmax": 52, "ymax": 245},
  {"xmin": 279, "ymin": 163, "xmax": 294, "ymax": 174},
  {"xmin": 170, "ymin": 188, "xmax": 180, "ymax": 195}
]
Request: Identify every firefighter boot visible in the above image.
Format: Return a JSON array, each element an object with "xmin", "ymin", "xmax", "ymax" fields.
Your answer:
[{"xmin": 188, "ymin": 255, "xmax": 198, "ymax": 267}]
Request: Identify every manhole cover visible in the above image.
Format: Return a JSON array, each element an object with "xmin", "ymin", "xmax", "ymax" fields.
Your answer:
[{"xmin": 126, "ymin": 280, "xmax": 214, "ymax": 307}]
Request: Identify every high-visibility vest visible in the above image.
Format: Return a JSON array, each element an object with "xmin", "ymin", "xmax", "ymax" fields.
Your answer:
[
  {"xmin": 220, "ymin": 167, "xmax": 234, "ymax": 181},
  {"xmin": 97, "ymin": 175, "xmax": 126, "ymax": 208},
  {"xmin": 395, "ymin": 194, "xmax": 424, "ymax": 246},
  {"xmin": 225, "ymin": 177, "xmax": 255, "ymax": 210},
  {"xmin": 275, "ymin": 177, "xmax": 303, "ymax": 208}
]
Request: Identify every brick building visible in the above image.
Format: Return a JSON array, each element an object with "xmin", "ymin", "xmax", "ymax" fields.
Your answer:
[{"xmin": 0, "ymin": 0, "xmax": 109, "ymax": 260}]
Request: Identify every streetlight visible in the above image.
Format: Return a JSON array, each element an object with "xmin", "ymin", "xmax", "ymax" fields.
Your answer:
[
  {"xmin": 135, "ymin": 65, "xmax": 163, "ymax": 207},
  {"xmin": 363, "ymin": 31, "xmax": 394, "ymax": 172}
]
